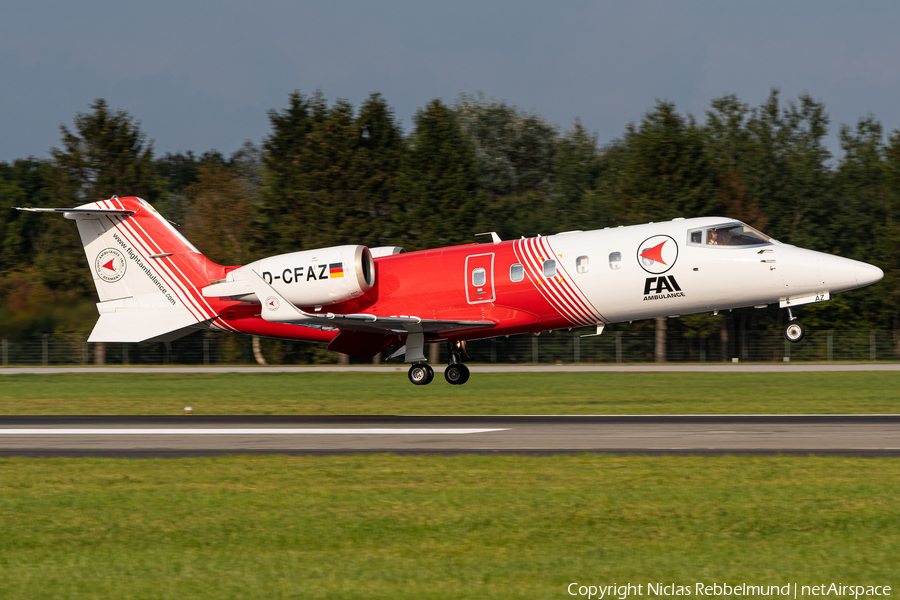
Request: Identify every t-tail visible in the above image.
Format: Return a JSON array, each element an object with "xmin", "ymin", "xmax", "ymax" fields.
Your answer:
[{"xmin": 17, "ymin": 196, "xmax": 230, "ymax": 342}]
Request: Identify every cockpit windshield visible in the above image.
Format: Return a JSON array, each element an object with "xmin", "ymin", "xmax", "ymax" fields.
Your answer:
[{"xmin": 706, "ymin": 223, "xmax": 770, "ymax": 246}]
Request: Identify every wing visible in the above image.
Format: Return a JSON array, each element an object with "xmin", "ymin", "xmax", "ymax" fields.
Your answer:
[{"xmin": 233, "ymin": 269, "xmax": 495, "ymax": 336}]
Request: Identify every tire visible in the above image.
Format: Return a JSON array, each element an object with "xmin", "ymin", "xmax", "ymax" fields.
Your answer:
[
  {"xmin": 445, "ymin": 364, "xmax": 464, "ymax": 385},
  {"xmin": 423, "ymin": 364, "xmax": 435, "ymax": 384},
  {"xmin": 444, "ymin": 364, "xmax": 470, "ymax": 385},
  {"xmin": 408, "ymin": 365, "xmax": 431, "ymax": 385},
  {"xmin": 785, "ymin": 321, "xmax": 806, "ymax": 343},
  {"xmin": 457, "ymin": 363, "xmax": 470, "ymax": 384}
]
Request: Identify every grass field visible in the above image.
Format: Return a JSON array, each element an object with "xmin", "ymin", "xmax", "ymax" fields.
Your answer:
[
  {"xmin": 0, "ymin": 371, "xmax": 897, "ymax": 414},
  {"xmin": 1, "ymin": 455, "xmax": 898, "ymax": 599},
  {"xmin": 2, "ymin": 372, "xmax": 896, "ymax": 599}
]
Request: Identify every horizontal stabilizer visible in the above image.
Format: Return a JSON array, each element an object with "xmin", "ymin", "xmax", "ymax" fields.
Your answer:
[
  {"xmin": 88, "ymin": 311, "xmax": 210, "ymax": 343},
  {"xmin": 16, "ymin": 207, "xmax": 135, "ymax": 220}
]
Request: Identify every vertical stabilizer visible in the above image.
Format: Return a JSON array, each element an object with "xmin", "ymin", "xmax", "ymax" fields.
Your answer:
[{"xmin": 20, "ymin": 197, "xmax": 227, "ymax": 342}]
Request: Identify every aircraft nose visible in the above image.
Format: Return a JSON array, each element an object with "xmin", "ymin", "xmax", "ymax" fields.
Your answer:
[{"xmin": 855, "ymin": 262, "xmax": 884, "ymax": 287}]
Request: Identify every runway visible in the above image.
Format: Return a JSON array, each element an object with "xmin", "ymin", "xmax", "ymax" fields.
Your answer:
[
  {"xmin": 1, "ymin": 415, "xmax": 898, "ymax": 457},
  {"xmin": 1, "ymin": 364, "xmax": 899, "ymax": 375}
]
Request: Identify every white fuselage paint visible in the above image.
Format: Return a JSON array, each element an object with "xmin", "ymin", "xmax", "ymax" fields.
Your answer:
[{"xmin": 543, "ymin": 218, "xmax": 882, "ymax": 323}]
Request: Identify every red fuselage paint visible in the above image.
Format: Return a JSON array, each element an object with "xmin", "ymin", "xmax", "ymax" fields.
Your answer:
[{"xmin": 98, "ymin": 197, "xmax": 577, "ymax": 347}]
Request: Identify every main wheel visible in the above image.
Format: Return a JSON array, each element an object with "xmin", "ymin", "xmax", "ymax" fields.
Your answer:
[
  {"xmin": 408, "ymin": 364, "xmax": 433, "ymax": 385},
  {"xmin": 785, "ymin": 321, "xmax": 806, "ymax": 343},
  {"xmin": 444, "ymin": 363, "xmax": 470, "ymax": 385}
]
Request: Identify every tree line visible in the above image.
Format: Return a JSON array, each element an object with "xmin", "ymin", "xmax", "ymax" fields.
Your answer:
[{"xmin": 1, "ymin": 90, "xmax": 898, "ymax": 348}]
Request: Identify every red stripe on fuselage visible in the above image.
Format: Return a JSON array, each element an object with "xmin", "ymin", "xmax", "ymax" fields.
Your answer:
[
  {"xmin": 110, "ymin": 198, "xmax": 239, "ymax": 332},
  {"xmin": 514, "ymin": 238, "xmax": 583, "ymax": 326},
  {"xmin": 104, "ymin": 198, "xmax": 229, "ymax": 329},
  {"xmin": 535, "ymin": 237, "xmax": 607, "ymax": 324},
  {"xmin": 523, "ymin": 237, "xmax": 589, "ymax": 325},
  {"xmin": 96, "ymin": 200, "xmax": 207, "ymax": 323}
]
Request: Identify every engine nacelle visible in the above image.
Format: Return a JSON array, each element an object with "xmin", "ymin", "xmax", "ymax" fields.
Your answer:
[
  {"xmin": 203, "ymin": 245, "xmax": 374, "ymax": 307},
  {"xmin": 251, "ymin": 245, "xmax": 374, "ymax": 306}
]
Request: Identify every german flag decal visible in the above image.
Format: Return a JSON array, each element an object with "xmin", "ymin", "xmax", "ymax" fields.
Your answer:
[{"xmin": 329, "ymin": 263, "xmax": 344, "ymax": 278}]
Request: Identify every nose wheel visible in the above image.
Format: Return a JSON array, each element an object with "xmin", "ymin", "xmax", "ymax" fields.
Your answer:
[
  {"xmin": 784, "ymin": 308, "xmax": 806, "ymax": 343},
  {"xmin": 785, "ymin": 321, "xmax": 806, "ymax": 343},
  {"xmin": 408, "ymin": 363, "xmax": 434, "ymax": 385}
]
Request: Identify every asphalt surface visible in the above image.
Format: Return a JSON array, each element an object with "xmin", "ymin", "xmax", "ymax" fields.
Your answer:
[
  {"xmin": 1, "ymin": 415, "xmax": 898, "ymax": 457},
  {"xmin": 1, "ymin": 364, "xmax": 899, "ymax": 374}
]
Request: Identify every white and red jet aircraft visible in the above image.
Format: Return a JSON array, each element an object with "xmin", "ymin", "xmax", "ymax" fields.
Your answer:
[{"xmin": 20, "ymin": 196, "xmax": 883, "ymax": 385}]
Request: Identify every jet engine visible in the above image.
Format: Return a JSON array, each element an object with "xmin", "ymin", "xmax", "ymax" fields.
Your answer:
[{"xmin": 202, "ymin": 245, "xmax": 375, "ymax": 307}]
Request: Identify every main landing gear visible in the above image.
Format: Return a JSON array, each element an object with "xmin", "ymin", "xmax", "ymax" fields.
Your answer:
[
  {"xmin": 406, "ymin": 340, "xmax": 471, "ymax": 386},
  {"xmin": 408, "ymin": 363, "xmax": 434, "ymax": 385},
  {"xmin": 784, "ymin": 308, "xmax": 806, "ymax": 343},
  {"xmin": 444, "ymin": 363, "xmax": 470, "ymax": 385},
  {"xmin": 444, "ymin": 340, "xmax": 470, "ymax": 385}
]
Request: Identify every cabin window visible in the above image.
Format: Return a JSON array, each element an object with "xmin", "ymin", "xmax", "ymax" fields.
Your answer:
[
  {"xmin": 576, "ymin": 255, "xmax": 589, "ymax": 274},
  {"xmin": 609, "ymin": 252, "xmax": 622, "ymax": 270},
  {"xmin": 706, "ymin": 223, "xmax": 770, "ymax": 246},
  {"xmin": 510, "ymin": 263, "xmax": 524, "ymax": 282},
  {"xmin": 472, "ymin": 267, "xmax": 486, "ymax": 287},
  {"xmin": 543, "ymin": 259, "xmax": 557, "ymax": 278},
  {"xmin": 690, "ymin": 229, "xmax": 703, "ymax": 244}
]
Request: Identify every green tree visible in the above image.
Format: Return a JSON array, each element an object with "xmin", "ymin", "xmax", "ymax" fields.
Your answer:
[
  {"xmin": 872, "ymin": 127, "xmax": 900, "ymax": 331},
  {"xmin": 0, "ymin": 159, "xmax": 55, "ymax": 272},
  {"xmin": 551, "ymin": 120, "xmax": 611, "ymax": 232},
  {"xmin": 704, "ymin": 95, "xmax": 768, "ymax": 230},
  {"xmin": 40, "ymin": 100, "xmax": 163, "ymax": 295},
  {"xmin": 51, "ymin": 99, "xmax": 161, "ymax": 204},
  {"xmin": 453, "ymin": 93, "xmax": 557, "ymax": 200},
  {"xmin": 182, "ymin": 163, "xmax": 255, "ymax": 266},
  {"xmin": 739, "ymin": 90, "xmax": 832, "ymax": 249},
  {"xmin": 394, "ymin": 99, "xmax": 482, "ymax": 250},
  {"xmin": 614, "ymin": 101, "xmax": 717, "ymax": 224},
  {"xmin": 260, "ymin": 91, "xmax": 403, "ymax": 254}
]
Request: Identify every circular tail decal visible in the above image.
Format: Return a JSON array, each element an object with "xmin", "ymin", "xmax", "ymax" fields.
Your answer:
[{"xmin": 95, "ymin": 248, "xmax": 127, "ymax": 283}]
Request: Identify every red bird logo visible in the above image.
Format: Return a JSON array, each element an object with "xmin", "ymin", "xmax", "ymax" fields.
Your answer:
[{"xmin": 640, "ymin": 241, "xmax": 667, "ymax": 265}]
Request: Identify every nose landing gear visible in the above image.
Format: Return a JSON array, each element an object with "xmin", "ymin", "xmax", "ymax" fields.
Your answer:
[{"xmin": 784, "ymin": 308, "xmax": 806, "ymax": 343}]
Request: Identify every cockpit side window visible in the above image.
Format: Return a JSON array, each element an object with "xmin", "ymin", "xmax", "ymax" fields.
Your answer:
[
  {"xmin": 689, "ymin": 229, "xmax": 703, "ymax": 245},
  {"xmin": 706, "ymin": 223, "xmax": 770, "ymax": 246}
]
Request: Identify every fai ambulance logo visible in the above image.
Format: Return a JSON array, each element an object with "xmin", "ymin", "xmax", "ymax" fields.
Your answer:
[
  {"xmin": 265, "ymin": 296, "xmax": 280, "ymax": 312},
  {"xmin": 637, "ymin": 235, "xmax": 678, "ymax": 275},
  {"xmin": 95, "ymin": 248, "xmax": 127, "ymax": 283}
]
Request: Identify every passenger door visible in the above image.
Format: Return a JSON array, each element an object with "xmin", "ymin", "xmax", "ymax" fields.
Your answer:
[{"xmin": 465, "ymin": 253, "xmax": 495, "ymax": 304}]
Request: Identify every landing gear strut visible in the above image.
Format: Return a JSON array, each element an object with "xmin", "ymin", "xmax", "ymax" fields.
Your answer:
[
  {"xmin": 784, "ymin": 308, "xmax": 806, "ymax": 343},
  {"xmin": 408, "ymin": 363, "xmax": 434, "ymax": 385},
  {"xmin": 445, "ymin": 340, "xmax": 471, "ymax": 385}
]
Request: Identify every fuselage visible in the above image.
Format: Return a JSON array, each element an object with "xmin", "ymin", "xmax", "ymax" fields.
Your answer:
[{"xmin": 218, "ymin": 216, "xmax": 883, "ymax": 344}]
